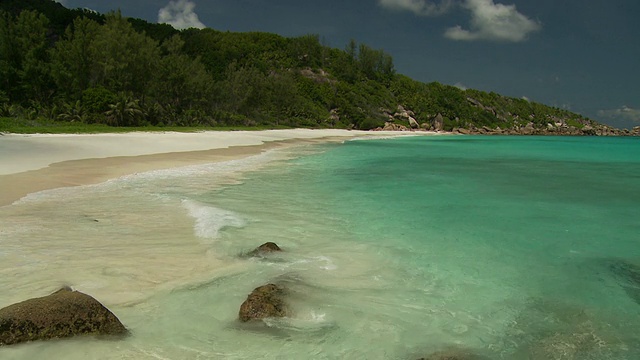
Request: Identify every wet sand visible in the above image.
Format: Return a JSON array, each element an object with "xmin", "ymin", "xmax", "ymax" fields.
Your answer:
[{"xmin": 0, "ymin": 129, "xmax": 428, "ymax": 206}]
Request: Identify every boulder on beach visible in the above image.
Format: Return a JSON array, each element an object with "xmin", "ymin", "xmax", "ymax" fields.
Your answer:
[
  {"xmin": 0, "ymin": 287, "xmax": 128, "ymax": 346},
  {"xmin": 247, "ymin": 242, "xmax": 282, "ymax": 257},
  {"xmin": 238, "ymin": 284, "xmax": 288, "ymax": 322}
]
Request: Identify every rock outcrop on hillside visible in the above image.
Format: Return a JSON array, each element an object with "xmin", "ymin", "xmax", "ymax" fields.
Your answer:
[
  {"xmin": 450, "ymin": 122, "xmax": 638, "ymax": 136},
  {"xmin": 374, "ymin": 103, "xmax": 639, "ymax": 136}
]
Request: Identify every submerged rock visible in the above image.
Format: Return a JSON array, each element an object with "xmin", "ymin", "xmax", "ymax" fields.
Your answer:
[
  {"xmin": 505, "ymin": 297, "xmax": 625, "ymax": 359},
  {"xmin": 523, "ymin": 323, "xmax": 607, "ymax": 360},
  {"xmin": 417, "ymin": 349, "xmax": 489, "ymax": 360},
  {"xmin": 247, "ymin": 242, "xmax": 282, "ymax": 257},
  {"xmin": 0, "ymin": 287, "xmax": 128, "ymax": 346},
  {"xmin": 607, "ymin": 259, "xmax": 640, "ymax": 304},
  {"xmin": 608, "ymin": 259, "xmax": 640, "ymax": 285},
  {"xmin": 239, "ymin": 284, "xmax": 288, "ymax": 322}
]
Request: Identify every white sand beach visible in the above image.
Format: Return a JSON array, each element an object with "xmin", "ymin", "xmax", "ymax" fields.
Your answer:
[
  {"xmin": 0, "ymin": 128, "xmax": 431, "ymax": 308},
  {"xmin": 2, "ymin": 131, "xmax": 638, "ymax": 359},
  {"xmin": 0, "ymin": 129, "xmax": 428, "ymax": 206}
]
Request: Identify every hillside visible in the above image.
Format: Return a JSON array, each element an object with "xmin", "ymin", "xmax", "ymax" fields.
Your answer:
[{"xmin": 1, "ymin": 0, "xmax": 636, "ymax": 135}]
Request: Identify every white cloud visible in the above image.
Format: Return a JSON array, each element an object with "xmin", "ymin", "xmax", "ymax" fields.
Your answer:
[
  {"xmin": 454, "ymin": 82, "xmax": 468, "ymax": 90},
  {"xmin": 444, "ymin": 0, "xmax": 541, "ymax": 42},
  {"xmin": 379, "ymin": 0, "xmax": 540, "ymax": 42},
  {"xmin": 521, "ymin": 96, "xmax": 530, "ymax": 102},
  {"xmin": 158, "ymin": 0, "xmax": 206, "ymax": 30},
  {"xmin": 378, "ymin": 0, "xmax": 456, "ymax": 16},
  {"xmin": 54, "ymin": 0, "xmax": 67, "ymax": 5},
  {"xmin": 598, "ymin": 106, "xmax": 640, "ymax": 123}
]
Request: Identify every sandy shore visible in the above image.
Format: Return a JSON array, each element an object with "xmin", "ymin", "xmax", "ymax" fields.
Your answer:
[{"xmin": 0, "ymin": 129, "xmax": 431, "ymax": 206}]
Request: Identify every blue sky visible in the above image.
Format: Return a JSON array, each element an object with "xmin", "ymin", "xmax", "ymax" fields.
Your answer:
[{"xmin": 57, "ymin": 0, "xmax": 640, "ymax": 129}]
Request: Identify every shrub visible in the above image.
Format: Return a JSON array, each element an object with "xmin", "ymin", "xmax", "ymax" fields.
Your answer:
[{"xmin": 82, "ymin": 87, "xmax": 117, "ymax": 115}]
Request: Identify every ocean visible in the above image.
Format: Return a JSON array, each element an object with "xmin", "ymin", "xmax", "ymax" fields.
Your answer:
[{"xmin": 1, "ymin": 135, "xmax": 639, "ymax": 359}]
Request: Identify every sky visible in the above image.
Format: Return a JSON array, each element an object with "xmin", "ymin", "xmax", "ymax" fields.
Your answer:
[{"xmin": 55, "ymin": 0, "xmax": 640, "ymax": 129}]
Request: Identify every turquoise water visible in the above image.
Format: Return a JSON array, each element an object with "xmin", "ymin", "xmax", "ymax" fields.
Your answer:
[{"xmin": 1, "ymin": 135, "xmax": 640, "ymax": 359}]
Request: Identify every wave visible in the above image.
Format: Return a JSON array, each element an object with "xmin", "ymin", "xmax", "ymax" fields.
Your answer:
[
  {"xmin": 262, "ymin": 311, "xmax": 337, "ymax": 334},
  {"xmin": 12, "ymin": 149, "xmax": 282, "ymax": 206},
  {"xmin": 117, "ymin": 149, "xmax": 279, "ymax": 182},
  {"xmin": 182, "ymin": 200, "xmax": 246, "ymax": 240}
]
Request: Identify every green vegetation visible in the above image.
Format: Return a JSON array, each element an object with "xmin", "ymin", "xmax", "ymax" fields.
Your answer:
[
  {"xmin": 0, "ymin": 0, "xmax": 601, "ymax": 134},
  {"xmin": 0, "ymin": 117, "xmax": 287, "ymax": 134}
]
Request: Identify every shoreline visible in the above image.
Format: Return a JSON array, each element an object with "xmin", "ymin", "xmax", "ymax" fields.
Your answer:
[{"xmin": 0, "ymin": 129, "xmax": 436, "ymax": 206}]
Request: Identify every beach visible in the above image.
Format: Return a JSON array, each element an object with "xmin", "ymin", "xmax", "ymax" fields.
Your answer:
[
  {"xmin": 0, "ymin": 129, "xmax": 419, "ymax": 206},
  {"xmin": 1, "ymin": 128, "xmax": 425, "ymax": 321},
  {"xmin": 1, "ymin": 133, "xmax": 639, "ymax": 359}
]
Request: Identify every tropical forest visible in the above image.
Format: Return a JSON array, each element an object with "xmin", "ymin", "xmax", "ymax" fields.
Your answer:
[{"xmin": 0, "ymin": 0, "xmax": 633, "ymax": 135}]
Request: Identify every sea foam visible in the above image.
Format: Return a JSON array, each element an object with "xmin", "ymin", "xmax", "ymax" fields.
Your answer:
[
  {"xmin": 12, "ymin": 149, "xmax": 281, "ymax": 206},
  {"xmin": 182, "ymin": 199, "xmax": 246, "ymax": 240}
]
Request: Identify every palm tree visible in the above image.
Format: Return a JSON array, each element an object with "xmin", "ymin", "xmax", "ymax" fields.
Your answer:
[
  {"xmin": 104, "ymin": 95, "xmax": 143, "ymax": 126},
  {"xmin": 58, "ymin": 101, "xmax": 86, "ymax": 122}
]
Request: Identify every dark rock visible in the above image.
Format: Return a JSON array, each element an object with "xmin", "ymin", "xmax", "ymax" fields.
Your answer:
[
  {"xmin": 395, "ymin": 105, "xmax": 416, "ymax": 119},
  {"xmin": 392, "ymin": 105, "xmax": 419, "ymax": 129},
  {"xmin": 299, "ymin": 67, "xmax": 334, "ymax": 84},
  {"xmin": 0, "ymin": 288, "xmax": 128, "ymax": 346},
  {"xmin": 621, "ymin": 285, "xmax": 640, "ymax": 305},
  {"xmin": 581, "ymin": 125, "xmax": 596, "ymax": 136},
  {"xmin": 383, "ymin": 122, "xmax": 408, "ymax": 131},
  {"xmin": 519, "ymin": 122, "xmax": 535, "ymax": 135},
  {"xmin": 481, "ymin": 125, "xmax": 495, "ymax": 134},
  {"xmin": 466, "ymin": 97, "xmax": 483, "ymax": 108},
  {"xmin": 328, "ymin": 108, "xmax": 340, "ymax": 126},
  {"xmin": 238, "ymin": 284, "xmax": 288, "ymax": 322},
  {"xmin": 432, "ymin": 114, "xmax": 444, "ymax": 131},
  {"xmin": 517, "ymin": 321, "xmax": 608, "ymax": 360},
  {"xmin": 507, "ymin": 297, "xmax": 621, "ymax": 359},
  {"xmin": 609, "ymin": 260, "xmax": 640, "ymax": 285},
  {"xmin": 408, "ymin": 116, "xmax": 419, "ymax": 129},
  {"xmin": 247, "ymin": 242, "xmax": 282, "ymax": 257},
  {"xmin": 607, "ymin": 259, "xmax": 640, "ymax": 304}
]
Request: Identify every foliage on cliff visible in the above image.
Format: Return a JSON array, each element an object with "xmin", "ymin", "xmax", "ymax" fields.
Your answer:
[{"xmin": 0, "ymin": 0, "xmax": 608, "ymax": 132}]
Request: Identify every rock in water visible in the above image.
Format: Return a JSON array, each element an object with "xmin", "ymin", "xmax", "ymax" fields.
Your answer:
[
  {"xmin": 0, "ymin": 288, "xmax": 128, "ymax": 346},
  {"xmin": 247, "ymin": 242, "xmax": 282, "ymax": 257},
  {"xmin": 238, "ymin": 284, "xmax": 288, "ymax": 322}
]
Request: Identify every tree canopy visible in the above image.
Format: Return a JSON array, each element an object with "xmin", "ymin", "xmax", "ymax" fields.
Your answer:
[{"xmin": 0, "ymin": 0, "xmax": 599, "ymax": 131}]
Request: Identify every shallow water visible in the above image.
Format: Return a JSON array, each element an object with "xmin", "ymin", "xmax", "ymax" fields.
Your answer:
[{"xmin": 1, "ymin": 135, "xmax": 640, "ymax": 359}]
